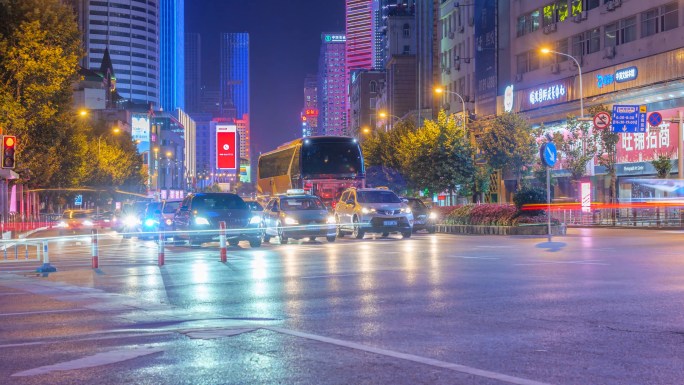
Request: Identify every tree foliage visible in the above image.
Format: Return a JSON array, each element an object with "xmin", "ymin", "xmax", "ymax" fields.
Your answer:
[
  {"xmin": 479, "ymin": 112, "xmax": 536, "ymax": 189},
  {"xmin": 361, "ymin": 120, "xmax": 415, "ymax": 193},
  {"xmin": 397, "ymin": 110, "xmax": 475, "ymax": 196},
  {"xmin": 0, "ymin": 0, "xmax": 144, "ymax": 192}
]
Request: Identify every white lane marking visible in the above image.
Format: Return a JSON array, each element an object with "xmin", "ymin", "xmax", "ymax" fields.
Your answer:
[
  {"xmin": 0, "ymin": 308, "xmax": 89, "ymax": 317},
  {"xmin": 475, "ymin": 246, "xmax": 509, "ymax": 248},
  {"xmin": 266, "ymin": 327, "xmax": 551, "ymax": 385},
  {"xmin": 515, "ymin": 260, "xmax": 608, "ymax": 266},
  {"xmin": 300, "ymin": 273, "xmax": 364, "ymax": 279},
  {"xmin": 446, "ymin": 255, "xmax": 500, "ymax": 260},
  {"xmin": 0, "ymin": 331, "xmax": 175, "ymax": 349},
  {"xmin": 11, "ymin": 346, "xmax": 164, "ymax": 377}
]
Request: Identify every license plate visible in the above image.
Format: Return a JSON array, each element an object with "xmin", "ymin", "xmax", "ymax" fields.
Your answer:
[{"xmin": 384, "ymin": 220, "xmax": 398, "ymax": 226}]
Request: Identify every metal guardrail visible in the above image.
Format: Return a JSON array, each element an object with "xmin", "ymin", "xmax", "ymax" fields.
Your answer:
[{"xmin": 0, "ymin": 239, "xmax": 42, "ymax": 263}]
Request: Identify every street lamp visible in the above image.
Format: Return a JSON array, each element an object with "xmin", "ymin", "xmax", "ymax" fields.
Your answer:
[
  {"xmin": 540, "ymin": 47, "xmax": 593, "ymax": 177},
  {"xmin": 97, "ymin": 126, "xmax": 120, "ymax": 156},
  {"xmin": 378, "ymin": 111, "xmax": 400, "ymax": 132},
  {"xmin": 540, "ymin": 48, "xmax": 583, "ymax": 118},
  {"xmin": 434, "ymin": 87, "xmax": 467, "ymax": 132}
]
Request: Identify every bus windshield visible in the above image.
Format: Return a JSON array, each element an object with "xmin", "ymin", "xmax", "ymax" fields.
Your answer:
[{"xmin": 301, "ymin": 141, "xmax": 363, "ymax": 176}]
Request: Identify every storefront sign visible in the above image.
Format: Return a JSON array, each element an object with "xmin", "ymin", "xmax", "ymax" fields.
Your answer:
[
  {"xmin": 323, "ymin": 34, "xmax": 345, "ymax": 43},
  {"xmin": 614, "ymin": 66, "xmax": 638, "ymax": 83},
  {"xmin": 216, "ymin": 124, "xmax": 238, "ymax": 170},
  {"xmin": 616, "ymin": 122, "xmax": 677, "ymax": 164},
  {"xmin": 503, "ymin": 85, "xmax": 514, "ymax": 112},
  {"xmin": 597, "ymin": 66, "xmax": 638, "ymax": 88},
  {"xmin": 521, "ymin": 78, "xmax": 573, "ymax": 111}
]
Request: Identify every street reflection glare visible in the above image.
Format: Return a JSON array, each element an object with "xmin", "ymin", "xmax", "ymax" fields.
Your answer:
[{"xmin": 251, "ymin": 252, "xmax": 268, "ymax": 280}]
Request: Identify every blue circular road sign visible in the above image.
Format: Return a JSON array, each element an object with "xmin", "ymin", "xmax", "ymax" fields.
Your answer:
[
  {"xmin": 540, "ymin": 142, "xmax": 557, "ymax": 168},
  {"xmin": 648, "ymin": 112, "xmax": 663, "ymax": 127}
]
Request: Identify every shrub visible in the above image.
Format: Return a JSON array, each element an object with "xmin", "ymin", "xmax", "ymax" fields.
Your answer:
[{"xmin": 513, "ymin": 186, "xmax": 546, "ymax": 211}]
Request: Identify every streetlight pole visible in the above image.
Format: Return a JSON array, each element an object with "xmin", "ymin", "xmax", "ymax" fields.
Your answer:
[
  {"xmin": 434, "ymin": 87, "xmax": 467, "ymax": 133},
  {"xmin": 378, "ymin": 112, "xmax": 401, "ymax": 132},
  {"xmin": 540, "ymin": 49, "xmax": 583, "ymax": 118}
]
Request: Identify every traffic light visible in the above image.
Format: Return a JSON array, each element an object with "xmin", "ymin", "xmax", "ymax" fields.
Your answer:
[{"xmin": 2, "ymin": 135, "xmax": 16, "ymax": 169}]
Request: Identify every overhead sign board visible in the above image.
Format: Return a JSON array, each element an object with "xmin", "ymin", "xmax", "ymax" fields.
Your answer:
[
  {"xmin": 216, "ymin": 124, "xmax": 238, "ymax": 170},
  {"xmin": 611, "ymin": 105, "xmax": 647, "ymax": 133},
  {"xmin": 597, "ymin": 66, "xmax": 638, "ymax": 89},
  {"xmin": 323, "ymin": 34, "xmax": 345, "ymax": 43}
]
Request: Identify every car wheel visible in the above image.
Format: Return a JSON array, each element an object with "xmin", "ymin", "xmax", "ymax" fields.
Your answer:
[
  {"xmin": 352, "ymin": 217, "xmax": 364, "ymax": 239},
  {"xmin": 401, "ymin": 231, "xmax": 412, "ymax": 239},
  {"xmin": 190, "ymin": 238, "xmax": 202, "ymax": 248},
  {"xmin": 326, "ymin": 235, "xmax": 336, "ymax": 243},
  {"xmin": 249, "ymin": 238, "xmax": 262, "ymax": 248},
  {"xmin": 263, "ymin": 234, "xmax": 271, "ymax": 243},
  {"xmin": 277, "ymin": 222, "xmax": 288, "ymax": 244},
  {"xmin": 335, "ymin": 217, "xmax": 345, "ymax": 238},
  {"xmin": 427, "ymin": 226, "xmax": 436, "ymax": 234},
  {"xmin": 228, "ymin": 239, "xmax": 239, "ymax": 246},
  {"xmin": 381, "ymin": 232, "xmax": 390, "ymax": 237},
  {"xmin": 308, "ymin": 236, "xmax": 316, "ymax": 242}
]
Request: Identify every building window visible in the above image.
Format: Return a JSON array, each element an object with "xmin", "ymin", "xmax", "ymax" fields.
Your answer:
[
  {"xmin": 403, "ymin": 45, "xmax": 410, "ymax": 54},
  {"xmin": 642, "ymin": 8, "xmax": 659, "ymax": 37},
  {"xmin": 605, "ymin": 16, "xmax": 636, "ymax": 47},
  {"xmin": 369, "ymin": 81, "xmax": 377, "ymax": 93},
  {"xmin": 642, "ymin": 3, "xmax": 678, "ymax": 38},
  {"xmin": 517, "ymin": 15, "xmax": 526, "ymax": 37},
  {"xmin": 586, "ymin": 28, "xmax": 600, "ymax": 53},
  {"xmin": 403, "ymin": 24, "xmax": 410, "ymax": 38},
  {"xmin": 516, "ymin": 53, "xmax": 528, "ymax": 74},
  {"xmin": 662, "ymin": 2, "xmax": 679, "ymax": 32},
  {"xmin": 516, "ymin": 51, "xmax": 541, "ymax": 74},
  {"xmin": 585, "ymin": 0, "xmax": 600, "ymax": 11},
  {"xmin": 529, "ymin": 10, "xmax": 541, "ymax": 33},
  {"xmin": 571, "ymin": 32, "xmax": 584, "ymax": 57}
]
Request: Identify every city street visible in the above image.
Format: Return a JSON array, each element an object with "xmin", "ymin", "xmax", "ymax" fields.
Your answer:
[{"xmin": 1, "ymin": 228, "xmax": 683, "ymax": 384}]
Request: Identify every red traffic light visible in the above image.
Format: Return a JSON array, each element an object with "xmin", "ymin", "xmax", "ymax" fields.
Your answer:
[
  {"xmin": 4, "ymin": 136, "xmax": 15, "ymax": 148},
  {"xmin": 2, "ymin": 135, "xmax": 16, "ymax": 169}
]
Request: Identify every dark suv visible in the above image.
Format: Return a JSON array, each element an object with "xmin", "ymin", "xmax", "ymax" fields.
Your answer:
[{"xmin": 173, "ymin": 193, "xmax": 263, "ymax": 248}]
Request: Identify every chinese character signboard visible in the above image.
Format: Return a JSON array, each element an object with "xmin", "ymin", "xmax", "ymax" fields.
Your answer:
[
  {"xmin": 216, "ymin": 124, "xmax": 239, "ymax": 170},
  {"xmin": 520, "ymin": 78, "xmax": 574, "ymax": 111},
  {"xmin": 616, "ymin": 118, "xmax": 678, "ymax": 164},
  {"xmin": 612, "ymin": 104, "xmax": 647, "ymax": 133}
]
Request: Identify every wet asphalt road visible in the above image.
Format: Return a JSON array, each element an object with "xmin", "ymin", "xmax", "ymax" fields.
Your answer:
[{"xmin": 1, "ymin": 227, "xmax": 684, "ymax": 384}]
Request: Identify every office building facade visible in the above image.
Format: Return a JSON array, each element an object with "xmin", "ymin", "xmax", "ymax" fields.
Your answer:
[
  {"xmin": 185, "ymin": 33, "xmax": 202, "ymax": 113},
  {"xmin": 302, "ymin": 75, "xmax": 319, "ymax": 137},
  {"xmin": 318, "ymin": 33, "xmax": 348, "ymax": 136},
  {"xmin": 159, "ymin": 0, "xmax": 184, "ymax": 112},
  {"xmin": 71, "ymin": 0, "xmax": 160, "ymax": 106}
]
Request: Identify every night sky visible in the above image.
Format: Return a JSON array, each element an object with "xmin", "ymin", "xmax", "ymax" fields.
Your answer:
[{"xmin": 185, "ymin": 0, "xmax": 345, "ymax": 155}]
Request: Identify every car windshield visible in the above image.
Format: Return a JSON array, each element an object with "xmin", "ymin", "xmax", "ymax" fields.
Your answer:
[
  {"xmin": 280, "ymin": 197, "xmax": 324, "ymax": 210},
  {"xmin": 193, "ymin": 194, "xmax": 248, "ymax": 210},
  {"xmin": 146, "ymin": 202, "xmax": 162, "ymax": 215},
  {"xmin": 246, "ymin": 202, "xmax": 263, "ymax": 211},
  {"xmin": 163, "ymin": 201, "xmax": 181, "ymax": 213},
  {"xmin": 356, "ymin": 191, "xmax": 401, "ymax": 203},
  {"xmin": 408, "ymin": 199, "xmax": 427, "ymax": 210},
  {"xmin": 63, "ymin": 212, "xmax": 89, "ymax": 219}
]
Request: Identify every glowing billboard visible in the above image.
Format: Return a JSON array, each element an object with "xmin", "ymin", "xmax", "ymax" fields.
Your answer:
[{"xmin": 216, "ymin": 124, "xmax": 238, "ymax": 170}]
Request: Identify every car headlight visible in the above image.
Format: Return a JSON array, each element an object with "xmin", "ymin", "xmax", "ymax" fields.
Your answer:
[
  {"xmin": 402, "ymin": 207, "xmax": 412, "ymax": 214},
  {"xmin": 57, "ymin": 221, "xmax": 67, "ymax": 228},
  {"xmin": 250, "ymin": 215, "xmax": 262, "ymax": 225},
  {"xmin": 165, "ymin": 218, "xmax": 173, "ymax": 226},
  {"xmin": 82, "ymin": 220, "xmax": 94, "ymax": 227},
  {"xmin": 361, "ymin": 207, "xmax": 375, "ymax": 214},
  {"xmin": 144, "ymin": 218, "xmax": 157, "ymax": 227},
  {"xmin": 326, "ymin": 215, "xmax": 336, "ymax": 224},
  {"xmin": 429, "ymin": 212, "xmax": 437, "ymax": 219},
  {"xmin": 123, "ymin": 216, "xmax": 138, "ymax": 227},
  {"xmin": 284, "ymin": 216, "xmax": 298, "ymax": 225},
  {"xmin": 194, "ymin": 217, "xmax": 210, "ymax": 225}
]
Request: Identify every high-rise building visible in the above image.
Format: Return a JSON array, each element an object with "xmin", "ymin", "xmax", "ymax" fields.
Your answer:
[
  {"xmin": 318, "ymin": 33, "xmax": 348, "ymax": 136},
  {"xmin": 346, "ymin": 0, "xmax": 375, "ymax": 75},
  {"xmin": 376, "ymin": 0, "xmax": 416, "ymax": 68},
  {"xmin": 219, "ymin": 33, "xmax": 250, "ymax": 119},
  {"xmin": 159, "ymin": 0, "xmax": 184, "ymax": 112},
  {"xmin": 185, "ymin": 33, "xmax": 202, "ymax": 113},
  {"xmin": 416, "ymin": 0, "xmax": 440, "ymax": 122},
  {"xmin": 234, "ymin": 114, "xmax": 251, "ymax": 182},
  {"xmin": 70, "ymin": 0, "xmax": 160, "ymax": 106},
  {"xmin": 302, "ymin": 74, "xmax": 319, "ymax": 137}
]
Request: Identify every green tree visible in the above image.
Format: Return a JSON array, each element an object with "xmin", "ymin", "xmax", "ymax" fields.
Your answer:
[
  {"xmin": 361, "ymin": 119, "xmax": 415, "ymax": 193},
  {"xmin": 0, "ymin": 0, "xmax": 85, "ymax": 187},
  {"xmin": 549, "ymin": 116, "xmax": 597, "ymax": 184},
  {"xmin": 479, "ymin": 112, "xmax": 536, "ymax": 189},
  {"xmin": 397, "ymin": 110, "xmax": 475, "ymax": 198},
  {"xmin": 651, "ymin": 150, "xmax": 673, "ymax": 179}
]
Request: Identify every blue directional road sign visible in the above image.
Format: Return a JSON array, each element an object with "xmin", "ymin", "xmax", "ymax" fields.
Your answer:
[
  {"xmin": 611, "ymin": 104, "xmax": 647, "ymax": 133},
  {"xmin": 75, "ymin": 194, "xmax": 83, "ymax": 206},
  {"xmin": 540, "ymin": 142, "xmax": 557, "ymax": 168},
  {"xmin": 648, "ymin": 112, "xmax": 663, "ymax": 127}
]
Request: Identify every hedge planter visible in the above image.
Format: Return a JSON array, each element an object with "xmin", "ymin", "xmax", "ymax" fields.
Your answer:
[{"xmin": 437, "ymin": 223, "xmax": 567, "ymax": 236}]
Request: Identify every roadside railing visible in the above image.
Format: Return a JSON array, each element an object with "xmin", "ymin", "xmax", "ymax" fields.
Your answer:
[{"xmin": 551, "ymin": 207, "xmax": 684, "ymax": 228}]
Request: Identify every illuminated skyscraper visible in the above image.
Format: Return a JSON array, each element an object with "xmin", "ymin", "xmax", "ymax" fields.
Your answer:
[
  {"xmin": 184, "ymin": 33, "xmax": 201, "ymax": 113},
  {"xmin": 346, "ymin": 0, "xmax": 374, "ymax": 75},
  {"xmin": 302, "ymin": 75, "xmax": 318, "ymax": 137},
  {"xmin": 71, "ymin": 0, "xmax": 160, "ymax": 106},
  {"xmin": 219, "ymin": 33, "xmax": 250, "ymax": 119},
  {"xmin": 159, "ymin": 0, "xmax": 185, "ymax": 112},
  {"xmin": 318, "ymin": 33, "xmax": 347, "ymax": 136}
]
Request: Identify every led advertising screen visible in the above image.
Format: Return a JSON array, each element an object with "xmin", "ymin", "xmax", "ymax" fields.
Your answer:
[
  {"xmin": 131, "ymin": 114, "xmax": 150, "ymax": 153},
  {"xmin": 216, "ymin": 124, "xmax": 238, "ymax": 170}
]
